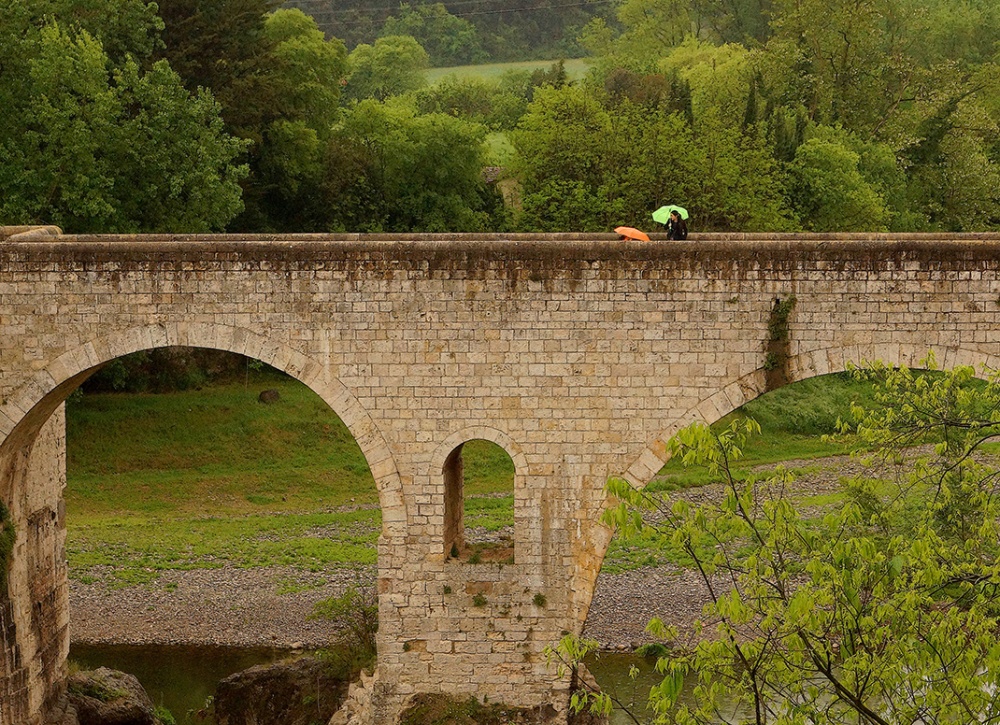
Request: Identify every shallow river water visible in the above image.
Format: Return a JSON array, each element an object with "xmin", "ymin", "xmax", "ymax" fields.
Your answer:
[
  {"xmin": 70, "ymin": 645, "xmax": 697, "ymax": 724},
  {"xmin": 69, "ymin": 643, "xmax": 292, "ymax": 724}
]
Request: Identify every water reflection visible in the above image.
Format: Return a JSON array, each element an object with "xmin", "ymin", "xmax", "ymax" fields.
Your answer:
[
  {"xmin": 585, "ymin": 652, "xmax": 671, "ymax": 724},
  {"xmin": 69, "ymin": 643, "xmax": 292, "ymax": 724}
]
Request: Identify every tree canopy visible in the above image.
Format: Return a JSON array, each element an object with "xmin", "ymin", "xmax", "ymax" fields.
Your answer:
[
  {"xmin": 2, "ymin": 0, "xmax": 999, "ymax": 233},
  {"xmin": 0, "ymin": 1, "xmax": 246, "ymax": 232}
]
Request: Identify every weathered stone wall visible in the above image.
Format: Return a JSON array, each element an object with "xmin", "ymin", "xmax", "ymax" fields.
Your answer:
[
  {"xmin": 2, "ymin": 232, "xmax": 1000, "ymax": 723},
  {"xmin": 0, "ymin": 410, "xmax": 68, "ymax": 725}
]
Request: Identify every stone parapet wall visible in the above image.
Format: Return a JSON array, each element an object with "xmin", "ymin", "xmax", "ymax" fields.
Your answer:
[{"xmin": 2, "ymin": 233, "xmax": 1000, "ymax": 722}]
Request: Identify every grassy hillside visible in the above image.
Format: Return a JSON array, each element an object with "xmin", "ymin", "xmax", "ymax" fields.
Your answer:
[
  {"xmin": 652, "ymin": 371, "xmax": 877, "ymax": 490},
  {"xmin": 67, "ymin": 374, "xmax": 376, "ymax": 517}
]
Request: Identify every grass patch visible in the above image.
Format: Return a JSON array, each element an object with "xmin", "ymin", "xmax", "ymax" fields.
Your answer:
[
  {"xmin": 652, "ymin": 372, "xmax": 875, "ymax": 489},
  {"xmin": 427, "ymin": 58, "xmax": 589, "ymax": 84},
  {"xmin": 66, "ymin": 376, "xmax": 377, "ymax": 519},
  {"xmin": 461, "ymin": 440, "xmax": 515, "ymax": 496},
  {"xmin": 275, "ymin": 577, "xmax": 321, "ymax": 596},
  {"xmin": 602, "ymin": 522, "xmax": 718, "ymax": 574},
  {"xmin": 464, "ymin": 494, "xmax": 514, "ymax": 531},
  {"xmin": 65, "ymin": 373, "xmax": 384, "ymax": 585},
  {"xmin": 730, "ymin": 371, "xmax": 881, "ymax": 436},
  {"xmin": 68, "ymin": 508, "xmax": 380, "ymax": 587}
]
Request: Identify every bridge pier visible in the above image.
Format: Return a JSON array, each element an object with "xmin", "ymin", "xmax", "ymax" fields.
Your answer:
[{"xmin": 0, "ymin": 410, "xmax": 69, "ymax": 725}]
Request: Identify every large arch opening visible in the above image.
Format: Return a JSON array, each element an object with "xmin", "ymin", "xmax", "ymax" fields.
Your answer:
[
  {"xmin": 583, "ymin": 356, "xmax": 1000, "ymax": 720},
  {"xmin": 0, "ymin": 328, "xmax": 399, "ymax": 725},
  {"xmin": 585, "ymin": 371, "xmax": 873, "ymax": 646},
  {"xmin": 64, "ymin": 347, "xmax": 382, "ymax": 720}
]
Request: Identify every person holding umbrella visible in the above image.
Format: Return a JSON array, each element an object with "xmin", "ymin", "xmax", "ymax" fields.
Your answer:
[
  {"xmin": 652, "ymin": 204, "xmax": 689, "ymax": 240},
  {"xmin": 666, "ymin": 209, "xmax": 687, "ymax": 240}
]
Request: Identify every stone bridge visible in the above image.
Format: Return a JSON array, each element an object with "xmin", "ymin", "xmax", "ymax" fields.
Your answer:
[{"xmin": 2, "ymin": 227, "xmax": 1000, "ymax": 724}]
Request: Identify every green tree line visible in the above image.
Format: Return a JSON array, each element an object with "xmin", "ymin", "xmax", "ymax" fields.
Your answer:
[
  {"xmin": 1, "ymin": 0, "xmax": 998, "ymax": 233},
  {"xmin": 281, "ymin": 0, "xmax": 601, "ymax": 64}
]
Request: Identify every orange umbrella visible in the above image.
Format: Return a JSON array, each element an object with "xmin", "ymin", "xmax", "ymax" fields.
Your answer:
[{"xmin": 614, "ymin": 226, "xmax": 650, "ymax": 241}]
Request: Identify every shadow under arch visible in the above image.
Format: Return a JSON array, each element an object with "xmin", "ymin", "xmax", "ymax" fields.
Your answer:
[
  {"xmin": 429, "ymin": 425, "xmax": 529, "ymax": 563},
  {"xmin": 0, "ymin": 322, "xmax": 405, "ymax": 538}
]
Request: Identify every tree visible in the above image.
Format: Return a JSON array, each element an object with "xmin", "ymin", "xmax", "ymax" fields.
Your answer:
[
  {"xmin": 683, "ymin": 109, "xmax": 795, "ymax": 231},
  {"xmin": 565, "ymin": 355, "xmax": 1000, "ymax": 723},
  {"xmin": 763, "ymin": 0, "xmax": 918, "ymax": 136},
  {"xmin": 325, "ymin": 99, "xmax": 503, "ymax": 232},
  {"xmin": 380, "ymin": 3, "xmax": 485, "ymax": 67},
  {"xmin": 233, "ymin": 8, "xmax": 348, "ymax": 231},
  {"xmin": 510, "ymin": 85, "xmax": 620, "ymax": 231},
  {"xmin": 15, "ymin": 0, "xmax": 165, "ymax": 63},
  {"xmin": 154, "ymin": 0, "xmax": 285, "ymax": 142},
  {"xmin": 0, "ymin": 18, "xmax": 247, "ymax": 232},
  {"xmin": 343, "ymin": 35, "xmax": 429, "ymax": 103},
  {"xmin": 690, "ymin": 0, "xmax": 772, "ymax": 45},
  {"xmin": 264, "ymin": 9, "xmax": 347, "ymax": 134},
  {"xmin": 616, "ymin": 0, "xmax": 693, "ymax": 56},
  {"xmin": 788, "ymin": 131, "xmax": 892, "ymax": 231},
  {"xmin": 658, "ymin": 37, "xmax": 750, "ymax": 123}
]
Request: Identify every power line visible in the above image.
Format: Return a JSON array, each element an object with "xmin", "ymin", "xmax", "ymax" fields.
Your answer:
[
  {"xmin": 283, "ymin": 0, "xmax": 616, "ymax": 19},
  {"xmin": 290, "ymin": 0, "xmax": 574, "ymax": 12}
]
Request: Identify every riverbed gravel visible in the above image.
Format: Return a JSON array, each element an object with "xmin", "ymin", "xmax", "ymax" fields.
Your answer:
[
  {"xmin": 70, "ymin": 454, "xmax": 873, "ymax": 651},
  {"xmin": 70, "ymin": 565, "xmax": 373, "ymax": 648}
]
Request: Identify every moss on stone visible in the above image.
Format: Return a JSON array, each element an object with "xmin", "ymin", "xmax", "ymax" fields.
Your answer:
[{"xmin": 0, "ymin": 501, "xmax": 15, "ymax": 589}]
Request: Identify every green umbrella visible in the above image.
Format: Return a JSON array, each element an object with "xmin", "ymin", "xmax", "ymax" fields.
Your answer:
[{"xmin": 652, "ymin": 204, "xmax": 689, "ymax": 223}]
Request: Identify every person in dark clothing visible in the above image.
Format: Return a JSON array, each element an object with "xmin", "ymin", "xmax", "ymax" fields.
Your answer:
[{"xmin": 666, "ymin": 210, "xmax": 688, "ymax": 240}]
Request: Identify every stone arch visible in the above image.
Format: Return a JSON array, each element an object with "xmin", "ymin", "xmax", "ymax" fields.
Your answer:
[
  {"xmin": 0, "ymin": 322, "xmax": 404, "ymax": 725},
  {"xmin": 429, "ymin": 426, "xmax": 528, "ymax": 562},
  {"xmin": 0, "ymin": 321, "xmax": 404, "ymax": 536},
  {"xmin": 620, "ymin": 343, "xmax": 1000, "ymax": 491}
]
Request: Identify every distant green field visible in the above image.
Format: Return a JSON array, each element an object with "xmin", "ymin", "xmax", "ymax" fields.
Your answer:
[{"xmin": 427, "ymin": 57, "xmax": 590, "ymax": 84}]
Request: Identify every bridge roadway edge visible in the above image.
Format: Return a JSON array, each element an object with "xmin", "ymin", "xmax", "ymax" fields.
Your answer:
[{"xmin": 2, "ymin": 231, "xmax": 1000, "ymax": 723}]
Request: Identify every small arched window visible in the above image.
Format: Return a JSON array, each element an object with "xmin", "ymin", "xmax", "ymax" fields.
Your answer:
[{"xmin": 443, "ymin": 439, "xmax": 515, "ymax": 563}]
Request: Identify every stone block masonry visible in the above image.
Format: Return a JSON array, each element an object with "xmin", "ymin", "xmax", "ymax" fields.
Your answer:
[{"xmin": 2, "ymin": 230, "xmax": 1000, "ymax": 723}]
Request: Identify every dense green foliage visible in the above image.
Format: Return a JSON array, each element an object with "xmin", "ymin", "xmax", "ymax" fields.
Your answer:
[
  {"xmin": 565, "ymin": 356, "xmax": 1000, "ymax": 723},
  {"xmin": 4, "ymin": 0, "xmax": 997, "ymax": 233},
  {"xmin": 0, "ymin": 0, "xmax": 247, "ymax": 232},
  {"xmin": 380, "ymin": 3, "xmax": 485, "ymax": 67},
  {"xmin": 525, "ymin": 3, "xmax": 1000, "ymax": 232},
  {"xmin": 283, "ymin": 0, "xmax": 598, "ymax": 62}
]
